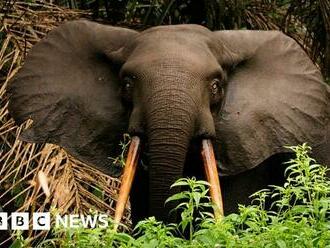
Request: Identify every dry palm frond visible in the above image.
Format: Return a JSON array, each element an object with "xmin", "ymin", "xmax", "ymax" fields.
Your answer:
[
  {"xmin": 277, "ymin": 0, "xmax": 329, "ymax": 78},
  {"xmin": 244, "ymin": 1, "xmax": 281, "ymax": 30},
  {"xmin": 235, "ymin": 0, "xmax": 328, "ymax": 77},
  {"xmin": 0, "ymin": 1, "xmax": 130, "ymax": 246}
]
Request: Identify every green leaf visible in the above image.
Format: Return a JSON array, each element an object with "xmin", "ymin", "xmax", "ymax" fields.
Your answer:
[
  {"xmin": 276, "ymin": 240, "xmax": 287, "ymax": 248},
  {"xmin": 9, "ymin": 239, "xmax": 24, "ymax": 248},
  {"xmin": 165, "ymin": 192, "xmax": 189, "ymax": 204}
]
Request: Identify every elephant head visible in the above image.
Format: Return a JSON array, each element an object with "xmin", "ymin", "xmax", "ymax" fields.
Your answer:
[{"xmin": 8, "ymin": 20, "xmax": 330, "ymax": 223}]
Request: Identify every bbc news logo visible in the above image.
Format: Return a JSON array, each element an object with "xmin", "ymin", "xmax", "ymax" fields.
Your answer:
[{"xmin": 0, "ymin": 212, "xmax": 109, "ymax": 230}]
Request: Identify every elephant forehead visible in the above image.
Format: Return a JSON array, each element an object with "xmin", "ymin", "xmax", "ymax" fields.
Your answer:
[
  {"xmin": 130, "ymin": 46, "xmax": 213, "ymax": 64},
  {"xmin": 123, "ymin": 41, "xmax": 219, "ymax": 74},
  {"xmin": 128, "ymin": 25, "xmax": 214, "ymax": 55},
  {"xmin": 131, "ymin": 31, "xmax": 208, "ymax": 52},
  {"xmin": 123, "ymin": 50, "xmax": 219, "ymax": 79}
]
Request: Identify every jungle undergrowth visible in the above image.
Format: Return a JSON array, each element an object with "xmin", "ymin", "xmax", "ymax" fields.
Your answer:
[
  {"xmin": 11, "ymin": 144, "xmax": 330, "ymax": 247},
  {"xmin": 109, "ymin": 133, "xmax": 131, "ymax": 168}
]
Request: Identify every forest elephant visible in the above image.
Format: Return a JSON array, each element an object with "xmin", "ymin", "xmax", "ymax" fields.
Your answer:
[{"xmin": 7, "ymin": 20, "xmax": 330, "ymax": 225}]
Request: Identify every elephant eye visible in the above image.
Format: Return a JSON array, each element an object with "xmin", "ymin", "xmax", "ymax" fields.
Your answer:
[
  {"xmin": 209, "ymin": 78, "xmax": 225, "ymax": 106},
  {"xmin": 123, "ymin": 76, "xmax": 134, "ymax": 90},
  {"xmin": 122, "ymin": 76, "xmax": 136, "ymax": 94},
  {"xmin": 125, "ymin": 82, "xmax": 131, "ymax": 90},
  {"xmin": 211, "ymin": 78, "xmax": 223, "ymax": 96},
  {"xmin": 211, "ymin": 80, "xmax": 219, "ymax": 95},
  {"xmin": 122, "ymin": 76, "xmax": 135, "ymax": 101}
]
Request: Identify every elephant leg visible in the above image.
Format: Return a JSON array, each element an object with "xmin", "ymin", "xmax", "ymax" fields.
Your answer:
[
  {"xmin": 130, "ymin": 164, "xmax": 149, "ymax": 227},
  {"xmin": 221, "ymin": 153, "xmax": 292, "ymax": 214}
]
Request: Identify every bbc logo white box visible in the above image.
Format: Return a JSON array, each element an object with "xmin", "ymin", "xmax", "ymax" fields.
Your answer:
[
  {"xmin": 11, "ymin": 212, "xmax": 29, "ymax": 230},
  {"xmin": 0, "ymin": 212, "xmax": 8, "ymax": 230},
  {"xmin": 33, "ymin": 213, "xmax": 50, "ymax": 230}
]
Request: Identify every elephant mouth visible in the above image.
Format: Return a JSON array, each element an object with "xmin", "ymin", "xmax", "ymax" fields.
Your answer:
[{"xmin": 113, "ymin": 136, "xmax": 224, "ymax": 230}]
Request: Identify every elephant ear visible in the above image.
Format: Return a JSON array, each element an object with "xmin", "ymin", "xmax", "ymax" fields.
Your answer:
[
  {"xmin": 8, "ymin": 20, "xmax": 138, "ymax": 176},
  {"xmin": 212, "ymin": 30, "xmax": 330, "ymax": 175}
]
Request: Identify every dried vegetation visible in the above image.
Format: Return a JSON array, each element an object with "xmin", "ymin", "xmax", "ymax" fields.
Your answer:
[{"xmin": 0, "ymin": 1, "xmax": 130, "ymax": 245}]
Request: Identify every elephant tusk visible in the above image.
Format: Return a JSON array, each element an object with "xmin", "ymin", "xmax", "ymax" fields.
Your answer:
[
  {"xmin": 114, "ymin": 136, "xmax": 140, "ymax": 231},
  {"xmin": 201, "ymin": 139, "xmax": 224, "ymax": 220}
]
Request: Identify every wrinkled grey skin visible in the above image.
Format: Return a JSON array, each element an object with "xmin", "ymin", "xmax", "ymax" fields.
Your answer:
[{"xmin": 8, "ymin": 20, "xmax": 330, "ymax": 224}]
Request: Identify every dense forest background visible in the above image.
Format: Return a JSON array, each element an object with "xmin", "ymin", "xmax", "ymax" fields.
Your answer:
[
  {"xmin": 2, "ymin": 0, "xmax": 329, "ymax": 80},
  {"xmin": 0, "ymin": 1, "xmax": 329, "ymax": 245}
]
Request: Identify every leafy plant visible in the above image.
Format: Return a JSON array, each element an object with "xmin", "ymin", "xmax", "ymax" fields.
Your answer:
[
  {"xmin": 14, "ymin": 144, "xmax": 329, "ymax": 247},
  {"xmin": 133, "ymin": 217, "xmax": 183, "ymax": 247},
  {"xmin": 194, "ymin": 144, "xmax": 330, "ymax": 247},
  {"xmin": 109, "ymin": 133, "xmax": 131, "ymax": 168},
  {"xmin": 165, "ymin": 177, "xmax": 212, "ymax": 240}
]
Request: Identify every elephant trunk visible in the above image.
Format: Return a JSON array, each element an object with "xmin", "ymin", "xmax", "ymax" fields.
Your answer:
[{"xmin": 146, "ymin": 90, "xmax": 196, "ymax": 221}]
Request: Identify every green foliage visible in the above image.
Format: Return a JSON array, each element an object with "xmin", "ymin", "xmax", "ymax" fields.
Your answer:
[
  {"xmin": 165, "ymin": 178, "xmax": 212, "ymax": 240},
  {"xmin": 109, "ymin": 134, "xmax": 131, "ymax": 168},
  {"xmin": 12, "ymin": 144, "xmax": 330, "ymax": 247},
  {"xmin": 133, "ymin": 217, "xmax": 183, "ymax": 247},
  {"xmin": 194, "ymin": 144, "xmax": 330, "ymax": 247},
  {"xmin": 9, "ymin": 231, "xmax": 30, "ymax": 248}
]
